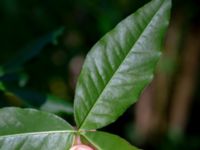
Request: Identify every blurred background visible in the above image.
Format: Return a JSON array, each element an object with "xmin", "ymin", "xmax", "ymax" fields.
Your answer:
[{"xmin": 0, "ymin": 0, "xmax": 199, "ymax": 149}]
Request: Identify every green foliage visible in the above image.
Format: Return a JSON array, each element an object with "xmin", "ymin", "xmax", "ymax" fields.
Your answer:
[
  {"xmin": 81, "ymin": 131, "xmax": 138, "ymax": 150},
  {"xmin": 2, "ymin": 28, "xmax": 63, "ymax": 74},
  {"xmin": 0, "ymin": 107, "xmax": 74, "ymax": 150},
  {"xmin": 40, "ymin": 94, "xmax": 73, "ymax": 115},
  {"xmin": 0, "ymin": 0, "xmax": 171, "ymax": 149},
  {"xmin": 74, "ymin": 0, "xmax": 171, "ymax": 130}
]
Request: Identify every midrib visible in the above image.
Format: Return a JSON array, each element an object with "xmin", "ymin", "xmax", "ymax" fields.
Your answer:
[{"xmin": 0, "ymin": 130, "xmax": 75, "ymax": 138}]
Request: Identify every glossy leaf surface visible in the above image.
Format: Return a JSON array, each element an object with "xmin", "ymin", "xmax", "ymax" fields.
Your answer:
[
  {"xmin": 81, "ymin": 131, "xmax": 138, "ymax": 150},
  {"xmin": 74, "ymin": 0, "xmax": 171, "ymax": 130},
  {"xmin": 0, "ymin": 107, "xmax": 74, "ymax": 150}
]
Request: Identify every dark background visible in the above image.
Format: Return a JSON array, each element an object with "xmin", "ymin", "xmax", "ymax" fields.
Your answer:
[{"xmin": 0, "ymin": 0, "xmax": 200, "ymax": 149}]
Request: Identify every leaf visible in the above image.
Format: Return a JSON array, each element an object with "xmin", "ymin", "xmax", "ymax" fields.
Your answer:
[
  {"xmin": 40, "ymin": 94, "xmax": 73, "ymax": 115},
  {"xmin": 0, "ymin": 82, "xmax": 5, "ymax": 91},
  {"xmin": 0, "ymin": 85, "xmax": 47, "ymax": 107},
  {"xmin": 74, "ymin": 0, "xmax": 171, "ymax": 130},
  {"xmin": 2, "ymin": 28, "xmax": 64, "ymax": 74},
  {"xmin": 81, "ymin": 131, "xmax": 139, "ymax": 150},
  {"xmin": 0, "ymin": 83, "xmax": 73, "ymax": 111},
  {"xmin": 0, "ymin": 107, "xmax": 75, "ymax": 150}
]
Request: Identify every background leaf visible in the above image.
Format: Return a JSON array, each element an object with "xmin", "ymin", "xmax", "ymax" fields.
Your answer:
[
  {"xmin": 1, "ymin": 87, "xmax": 47, "ymax": 107},
  {"xmin": 74, "ymin": 0, "xmax": 171, "ymax": 130},
  {"xmin": 81, "ymin": 131, "xmax": 139, "ymax": 150},
  {"xmin": 40, "ymin": 94, "xmax": 73, "ymax": 115},
  {"xmin": 0, "ymin": 107, "xmax": 74, "ymax": 150},
  {"xmin": 1, "ymin": 28, "xmax": 64, "ymax": 75},
  {"xmin": 0, "ymin": 83, "xmax": 74, "ymax": 115}
]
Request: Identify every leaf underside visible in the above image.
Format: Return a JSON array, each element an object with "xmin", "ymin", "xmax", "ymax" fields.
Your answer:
[
  {"xmin": 0, "ymin": 107, "xmax": 74, "ymax": 150},
  {"xmin": 74, "ymin": 0, "xmax": 171, "ymax": 130}
]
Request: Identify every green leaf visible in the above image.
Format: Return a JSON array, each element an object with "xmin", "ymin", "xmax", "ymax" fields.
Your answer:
[
  {"xmin": 3, "ymin": 87, "xmax": 46, "ymax": 107},
  {"xmin": 74, "ymin": 0, "xmax": 171, "ymax": 130},
  {"xmin": 0, "ymin": 82, "xmax": 5, "ymax": 91},
  {"xmin": 2, "ymin": 28, "xmax": 64, "ymax": 74},
  {"xmin": 0, "ymin": 107, "xmax": 75, "ymax": 150},
  {"xmin": 0, "ymin": 83, "xmax": 73, "ymax": 109},
  {"xmin": 40, "ymin": 94, "xmax": 73, "ymax": 115},
  {"xmin": 81, "ymin": 131, "xmax": 139, "ymax": 150}
]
